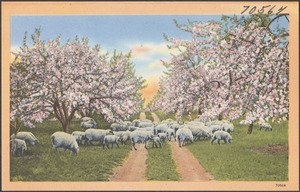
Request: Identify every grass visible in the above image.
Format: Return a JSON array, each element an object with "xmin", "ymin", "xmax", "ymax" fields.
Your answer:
[
  {"xmin": 10, "ymin": 114, "xmax": 132, "ymax": 181},
  {"xmin": 145, "ymin": 112, "xmax": 154, "ymax": 121},
  {"xmin": 154, "ymin": 111, "xmax": 176, "ymax": 121},
  {"xmin": 186, "ymin": 119, "xmax": 289, "ymax": 181},
  {"xmin": 146, "ymin": 140, "xmax": 181, "ymax": 181}
]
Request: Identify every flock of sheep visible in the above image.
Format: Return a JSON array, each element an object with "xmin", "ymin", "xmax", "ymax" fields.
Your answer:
[{"xmin": 10, "ymin": 116, "xmax": 273, "ymax": 156}]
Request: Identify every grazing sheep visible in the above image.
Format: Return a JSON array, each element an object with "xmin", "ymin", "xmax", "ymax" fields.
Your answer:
[
  {"xmin": 260, "ymin": 122, "xmax": 273, "ymax": 131},
  {"xmin": 139, "ymin": 121, "xmax": 153, "ymax": 128},
  {"xmin": 150, "ymin": 136, "xmax": 162, "ymax": 148},
  {"xmin": 128, "ymin": 126, "xmax": 137, "ymax": 132},
  {"xmin": 120, "ymin": 131, "xmax": 132, "ymax": 145},
  {"xmin": 10, "ymin": 139, "xmax": 27, "ymax": 156},
  {"xmin": 176, "ymin": 128, "xmax": 193, "ymax": 147},
  {"xmin": 132, "ymin": 119, "xmax": 140, "ymax": 127},
  {"xmin": 140, "ymin": 119, "xmax": 152, "ymax": 123},
  {"xmin": 81, "ymin": 117, "xmax": 98, "ymax": 129},
  {"xmin": 10, "ymin": 132, "xmax": 39, "ymax": 146},
  {"xmin": 110, "ymin": 123, "xmax": 128, "ymax": 132},
  {"xmin": 84, "ymin": 129, "xmax": 114, "ymax": 145},
  {"xmin": 156, "ymin": 123, "xmax": 169, "ymax": 133},
  {"xmin": 103, "ymin": 135, "xmax": 120, "ymax": 149},
  {"xmin": 194, "ymin": 127, "xmax": 213, "ymax": 140},
  {"xmin": 166, "ymin": 128, "xmax": 176, "ymax": 141},
  {"xmin": 208, "ymin": 125, "xmax": 224, "ymax": 134},
  {"xmin": 158, "ymin": 133, "xmax": 167, "ymax": 142},
  {"xmin": 123, "ymin": 121, "xmax": 133, "ymax": 127},
  {"xmin": 211, "ymin": 131, "xmax": 232, "ymax": 145},
  {"xmin": 222, "ymin": 122, "xmax": 234, "ymax": 133},
  {"xmin": 50, "ymin": 132, "xmax": 79, "ymax": 154},
  {"xmin": 130, "ymin": 130, "xmax": 153, "ymax": 150},
  {"xmin": 71, "ymin": 131, "xmax": 85, "ymax": 145}
]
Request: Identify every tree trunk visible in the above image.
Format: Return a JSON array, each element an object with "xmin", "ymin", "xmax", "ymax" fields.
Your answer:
[
  {"xmin": 218, "ymin": 113, "xmax": 223, "ymax": 120},
  {"xmin": 198, "ymin": 108, "xmax": 202, "ymax": 115},
  {"xmin": 63, "ymin": 120, "xmax": 71, "ymax": 133},
  {"xmin": 247, "ymin": 123, "xmax": 253, "ymax": 134}
]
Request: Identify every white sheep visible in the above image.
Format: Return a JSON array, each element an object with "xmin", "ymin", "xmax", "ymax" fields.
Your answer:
[
  {"xmin": 84, "ymin": 129, "xmax": 114, "ymax": 145},
  {"xmin": 150, "ymin": 136, "xmax": 162, "ymax": 148},
  {"xmin": 81, "ymin": 117, "xmax": 98, "ymax": 129},
  {"xmin": 166, "ymin": 128, "xmax": 176, "ymax": 141},
  {"xmin": 158, "ymin": 133, "xmax": 167, "ymax": 142},
  {"xmin": 10, "ymin": 132, "xmax": 39, "ymax": 146},
  {"xmin": 130, "ymin": 130, "xmax": 153, "ymax": 150},
  {"xmin": 10, "ymin": 138, "xmax": 27, "ymax": 156},
  {"xmin": 211, "ymin": 131, "xmax": 232, "ymax": 145},
  {"xmin": 132, "ymin": 119, "xmax": 140, "ymax": 127},
  {"xmin": 103, "ymin": 135, "xmax": 120, "ymax": 149},
  {"xmin": 194, "ymin": 127, "xmax": 213, "ymax": 140},
  {"xmin": 208, "ymin": 125, "xmax": 224, "ymax": 134},
  {"xmin": 156, "ymin": 123, "xmax": 169, "ymax": 133},
  {"xmin": 120, "ymin": 131, "xmax": 132, "ymax": 145},
  {"xmin": 140, "ymin": 119, "xmax": 152, "ymax": 123},
  {"xmin": 71, "ymin": 131, "xmax": 86, "ymax": 145},
  {"xmin": 139, "ymin": 121, "xmax": 153, "ymax": 128},
  {"xmin": 176, "ymin": 128, "xmax": 193, "ymax": 147},
  {"xmin": 50, "ymin": 132, "xmax": 79, "ymax": 154},
  {"xmin": 127, "ymin": 126, "xmax": 137, "ymax": 132},
  {"xmin": 260, "ymin": 122, "xmax": 273, "ymax": 131}
]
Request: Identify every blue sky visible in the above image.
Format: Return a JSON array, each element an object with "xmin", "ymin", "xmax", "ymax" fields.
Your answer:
[{"xmin": 11, "ymin": 15, "xmax": 289, "ymax": 102}]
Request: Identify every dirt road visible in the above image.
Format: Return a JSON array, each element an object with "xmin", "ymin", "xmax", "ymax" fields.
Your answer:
[
  {"xmin": 151, "ymin": 112, "xmax": 214, "ymax": 181},
  {"xmin": 109, "ymin": 112, "xmax": 148, "ymax": 181}
]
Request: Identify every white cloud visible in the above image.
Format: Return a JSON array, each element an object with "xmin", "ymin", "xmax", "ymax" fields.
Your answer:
[{"xmin": 148, "ymin": 60, "xmax": 164, "ymax": 70}]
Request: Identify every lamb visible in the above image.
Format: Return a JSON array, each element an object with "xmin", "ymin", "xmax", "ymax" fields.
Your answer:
[
  {"xmin": 166, "ymin": 128, "xmax": 176, "ymax": 141},
  {"xmin": 10, "ymin": 138, "xmax": 27, "ymax": 156},
  {"xmin": 130, "ymin": 130, "xmax": 153, "ymax": 150},
  {"xmin": 84, "ymin": 129, "xmax": 114, "ymax": 145},
  {"xmin": 150, "ymin": 136, "xmax": 162, "ymax": 148},
  {"xmin": 103, "ymin": 135, "xmax": 120, "ymax": 149},
  {"xmin": 259, "ymin": 122, "xmax": 273, "ymax": 131},
  {"xmin": 211, "ymin": 131, "xmax": 232, "ymax": 145},
  {"xmin": 50, "ymin": 132, "xmax": 79, "ymax": 154},
  {"xmin": 158, "ymin": 132, "xmax": 167, "ymax": 142},
  {"xmin": 71, "ymin": 131, "xmax": 85, "ymax": 145},
  {"xmin": 176, "ymin": 128, "xmax": 193, "ymax": 147},
  {"xmin": 10, "ymin": 132, "xmax": 39, "ymax": 146}
]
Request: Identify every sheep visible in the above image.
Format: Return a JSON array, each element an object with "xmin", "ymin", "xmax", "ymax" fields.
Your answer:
[
  {"xmin": 156, "ymin": 123, "xmax": 169, "ymax": 133},
  {"xmin": 158, "ymin": 133, "xmax": 167, "ymax": 142},
  {"xmin": 150, "ymin": 136, "xmax": 162, "ymax": 148},
  {"xmin": 10, "ymin": 132, "xmax": 39, "ymax": 146},
  {"xmin": 208, "ymin": 125, "xmax": 224, "ymax": 134},
  {"xmin": 123, "ymin": 121, "xmax": 133, "ymax": 127},
  {"xmin": 10, "ymin": 138, "xmax": 27, "ymax": 156},
  {"xmin": 186, "ymin": 125, "xmax": 212, "ymax": 141},
  {"xmin": 211, "ymin": 131, "xmax": 232, "ymax": 145},
  {"xmin": 260, "ymin": 122, "xmax": 273, "ymax": 131},
  {"xmin": 130, "ymin": 130, "xmax": 153, "ymax": 150},
  {"xmin": 103, "ymin": 135, "xmax": 120, "ymax": 149},
  {"xmin": 120, "ymin": 131, "xmax": 132, "ymax": 145},
  {"xmin": 140, "ymin": 119, "xmax": 152, "ymax": 123},
  {"xmin": 128, "ymin": 126, "xmax": 137, "ymax": 132},
  {"xmin": 176, "ymin": 128, "xmax": 193, "ymax": 147},
  {"xmin": 84, "ymin": 129, "xmax": 114, "ymax": 145},
  {"xmin": 139, "ymin": 121, "xmax": 153, "ymax": 128},
  {"xmin": 132, "ymin": 119, "xmax": 140, "ymax": 127},
  {"xmin": 81, "ymin": 117, "xmax": 98, "ymax": 129},
  {"xmin": 50, "ymin": 132, "xmax": 79, "ymax": 154},
  {"xmin": 110, "ymin": 123, "xmax": 128, "ymax": 132},
  {"xmin": 71, "ymin": 131, "xmax": 85, "ymax": 145},
  {"xmin": 166, "ymin": 128, "xmax": 176, "ymax": 141}
]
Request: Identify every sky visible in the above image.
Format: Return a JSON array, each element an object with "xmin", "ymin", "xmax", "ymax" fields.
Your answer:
[{"xmin": 10, "ymin": 15, "xmax": 289, "ymax": 104}]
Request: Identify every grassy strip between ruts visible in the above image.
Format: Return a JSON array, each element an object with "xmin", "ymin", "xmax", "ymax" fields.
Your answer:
[
  {"xmin": 10, "ymin": 114, "xmax": 132, "ymax": 181},
  {"xmin": 146, "ymin": 140, "xmax": 181, "ymax": 181}
]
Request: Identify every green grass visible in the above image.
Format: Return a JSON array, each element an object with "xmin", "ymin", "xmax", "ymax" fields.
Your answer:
[
  {"xmin": 154, "ymin": 111, "xmax": 176, "ymax": 121},
  {"xmin": 145, "ymin": 112, "xmax": 154, "ymax": 121},
  {"xmin": 10, "ymin": 114, "xmax": 132, "ymax": 181},
  {"xmin": 186, "ymin": 119, "xmax": 289, "ymax": 181},
  {"xmin": 146, "ymin": 141, "xmax": 181, "ymax": 181}
]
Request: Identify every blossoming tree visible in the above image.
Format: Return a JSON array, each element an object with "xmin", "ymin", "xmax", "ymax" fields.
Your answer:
[
  {"xmin": 151, "ymin": 15, "xmax": 289, "ymax": 133},
  {"xmin": 11, "ymin": 30, "xmax": 146, "ymax": 133}
]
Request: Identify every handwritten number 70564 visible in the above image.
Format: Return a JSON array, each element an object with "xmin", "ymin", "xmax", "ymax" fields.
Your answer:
[{"xmin": 241, "ymin": 5, "xmax": 287, "ymax": 15}]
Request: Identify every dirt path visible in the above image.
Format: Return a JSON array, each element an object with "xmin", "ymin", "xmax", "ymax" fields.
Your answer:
[
  {"xmin": 109, "ymin": 112, "xmax": 148, "ymax": 181},
  {"xmin": 151, "ymin": 112, "xmax": 214, "ymax": 181}
]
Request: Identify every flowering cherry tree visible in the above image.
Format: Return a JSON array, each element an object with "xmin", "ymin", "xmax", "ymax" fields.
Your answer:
[
  {"xmin": 151, "ymin": 15, "xmax": 289, "ymax": 133},
  {"xmin": 11, "ymin": 30, "xmax": 146, "ymax": 133}
]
